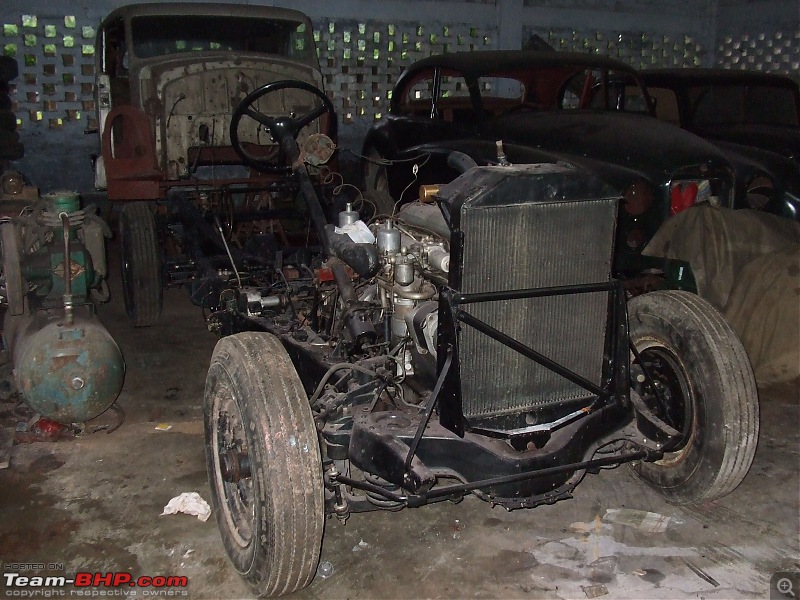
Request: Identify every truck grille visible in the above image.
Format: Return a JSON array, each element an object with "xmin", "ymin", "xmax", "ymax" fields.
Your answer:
[{"xmin": 449, "ymin": 164, "xmax": 618, "ymax": 423}]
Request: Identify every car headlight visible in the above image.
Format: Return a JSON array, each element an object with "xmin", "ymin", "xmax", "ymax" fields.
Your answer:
[
  {"xmin": 1, "ymin": 171, "xmax": 25, "ymax": 195},
  {"xmin": 622, "ymin": 180, "xmax": 654, "ymax": 215},
  {"xmin": 745, "ymin": 175, "xmax": 773, "ymax": 209}
]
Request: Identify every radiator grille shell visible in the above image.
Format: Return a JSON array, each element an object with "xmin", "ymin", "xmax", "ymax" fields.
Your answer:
[{"xmin": 440, "ymin": 164, "xmax": 619, "ymax": 425}]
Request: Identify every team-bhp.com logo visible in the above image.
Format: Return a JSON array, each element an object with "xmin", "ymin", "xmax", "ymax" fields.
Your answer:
[{"xmin": 3, "ymin": 570, "xmax": 188, "ymax": 597}]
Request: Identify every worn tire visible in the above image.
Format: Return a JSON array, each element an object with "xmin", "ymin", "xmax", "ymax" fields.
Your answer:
[
  {"xmin": 629, "ymin": 290, "xmax": 759, "ymax": 504},
  {"xmin": 205, "ymin": 332, "xmax": 324, "ymax": 598},
  {"xmin": 119, "ymin": 202, "xmax": 162, "ymax": 327}
]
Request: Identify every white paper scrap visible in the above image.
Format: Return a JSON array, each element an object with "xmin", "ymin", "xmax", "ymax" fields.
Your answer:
[
  {"xmin": 334, "ymin": 220, "xmax": 375, "ymax": 244},
  {"xmin": 160, "ymin": 492, "xmax": 212, "ymax": 522}
]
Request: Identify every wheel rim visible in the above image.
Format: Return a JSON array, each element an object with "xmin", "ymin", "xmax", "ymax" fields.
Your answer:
[
  {"xmin": 635, "ymin": 340, "xmax": 694, "ymax": 463},
  {"xmin": 210, "ymin": 381, "xmax": 255, "ymax": 549}
]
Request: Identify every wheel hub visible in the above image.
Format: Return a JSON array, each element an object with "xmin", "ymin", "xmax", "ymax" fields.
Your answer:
[{"xmin": 219, "ymin": 449, "xmax": 251, "ymax": 483}]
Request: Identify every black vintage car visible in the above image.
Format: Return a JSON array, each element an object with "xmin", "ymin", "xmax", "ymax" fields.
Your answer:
[
  {"xmin": 361, "ymin": 50, "xmax": 740, "ymax": 287},
  {"xmin": 641, "ymin": 68, "xmax": 800, "ymax": 220}
]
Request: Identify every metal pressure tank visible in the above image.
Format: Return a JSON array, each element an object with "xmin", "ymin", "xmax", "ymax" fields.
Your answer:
[
  {"xmin": 1, "ymin": 190, "xmax": 125, "ymax": 423},
  {"xmin": 4, "ymin": 308, "xmax": 125, "ymax": 423}
]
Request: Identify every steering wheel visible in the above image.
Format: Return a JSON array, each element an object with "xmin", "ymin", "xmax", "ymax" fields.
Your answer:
[{"xmin": 229, "ymin": 80, "xmax": 336, "ymax": 173}]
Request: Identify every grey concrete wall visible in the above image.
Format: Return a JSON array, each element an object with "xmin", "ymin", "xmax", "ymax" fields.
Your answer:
[
  {"xmin": 0, "ymin": 0, "xmax": 795, "ymax": 195},
  {"xmin": 714, "ymin": 0, "xmax": 799, "ymax": 71},
  {"xmin": 717, "ymin": 0, "xmax": 799, "ymax": 32}
]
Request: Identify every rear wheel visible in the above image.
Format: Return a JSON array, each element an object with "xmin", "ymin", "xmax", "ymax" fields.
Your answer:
[
  {"xmin": 119, "ymin": 202, "xmax": 162, "ymax": 327},
  {"xmin": 205, "ymin": 332, "xmax": 324, "ymax": 598},
  {"xmin": 629, "ymin": 290, "xmax": 758, "ymax": 504}
]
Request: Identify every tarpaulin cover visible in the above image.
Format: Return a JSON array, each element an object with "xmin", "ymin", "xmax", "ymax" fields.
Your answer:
[{"xmin": 644, "ymin": 205, "xmax": 800, "ymax": 384}]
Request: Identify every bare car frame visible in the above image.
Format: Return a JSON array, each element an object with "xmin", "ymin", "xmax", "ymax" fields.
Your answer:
[
  {"xmin": 199, "ymin": 89, "xmax": 760, "ymax": 599},
  {"xmin": 92, "ymin": 3, "xmax": 337, "ymax": 326}
]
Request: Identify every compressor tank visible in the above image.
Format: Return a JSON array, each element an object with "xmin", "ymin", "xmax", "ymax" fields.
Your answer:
[{"xmin": 4, "ymin": 306, "xmax": 125, "ymax": 424}]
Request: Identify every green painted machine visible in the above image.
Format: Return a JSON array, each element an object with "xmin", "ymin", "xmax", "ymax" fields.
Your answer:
[{"xmin": 1, "ymin": 190, "xmax": 125, "ymax": 423}]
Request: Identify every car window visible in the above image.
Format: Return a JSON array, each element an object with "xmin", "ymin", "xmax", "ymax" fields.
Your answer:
[
  {"xmin": 439, "ymin": 74, "xmax": 473, "ymax": 121},
  {"xmin": 477, "ymin": 77, "xmax": 525, "ymax": 115},
  {"xmin": 399, "ymin": 70, "xmax": 475, "ymax": 121},
  {"xmin": 690, "ymin": 86, "xmax": 744, "ymax": 125},
  {"xmin": 648, "ymin": 87, "xmax": 681, "ymax": 125},
  {"xmin": 130, "ymin": 15, "xmax": 312, "ymax": 60},
  {"xmin": 559, "ymin": 68, "xmax": 648, "ymax": 113},
  {"xmin": 689, "ymin": 84, "xmax": 799, "ymax": 127},
  {"xmin": 744, "ymin": 86, "xmax": 799, "ymax": 125},
  {"xmin": 560, "ymin": 69, "xmax": 592, "ymax": 109},
  {"xmin": 101, "ymin": 16, "xmax": 127, "ymax": 77},
  {"xmin": 400, "ymin": 71, "xmax": 436, "ymax": 118}
]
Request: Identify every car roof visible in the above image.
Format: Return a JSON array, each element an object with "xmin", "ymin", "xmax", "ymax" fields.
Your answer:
[
  {"xmin": 402, "ymin": 50, "xmax": 638, "ymax": 77},
  {"xmin": 640, "ymin": 68, "xmax": 799, "ymax": 89},
  {"xmin": 101, "ymin": 2, "xmax": 311, "ymax": 25}
]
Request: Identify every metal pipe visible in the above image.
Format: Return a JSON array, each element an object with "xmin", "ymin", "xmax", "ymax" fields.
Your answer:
[
  {"xmin": 59, "ymin": 212, "xmax": 74, "ymax": 325},
  {"xmin": 455, "ymin": 281, "xmax": 616, "ymax": 305},
  {"xmin": 423, "ymin": 450, "xmax": 649, "ymax": 499},
  {"xmin": 213, "ymin": 215, "xmax": 242, "ymax": 288}
]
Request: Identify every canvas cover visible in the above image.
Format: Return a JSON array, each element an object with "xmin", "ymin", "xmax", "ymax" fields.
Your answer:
[{"xmin": 644, "ymin": 205, "xmax": 800, "ymax": 385}]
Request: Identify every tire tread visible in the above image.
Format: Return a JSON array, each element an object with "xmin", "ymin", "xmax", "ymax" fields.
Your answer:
[
  {"xmin": 207, "ymin": 333, "xmax": 323, "ymax": 597},
  {"xmin": 120, "ymin": 202, "xmax": 162, "ymax": 327},
  {"xmin": 629, "ymin": 290, "xmax": 758, "ymax": 504}
]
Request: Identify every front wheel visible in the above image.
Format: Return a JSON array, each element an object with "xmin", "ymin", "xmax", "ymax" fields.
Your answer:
[
  {"xmin": 629, "ymin": 290, "xmax": 759, "ymax": 504},
  {"xmin": 119, "ymin": 202, "xmax": 162, "ymax": 327},
  {"xmin": 204, "ymin": 332, "xmax": 324, "ymax": 597}
]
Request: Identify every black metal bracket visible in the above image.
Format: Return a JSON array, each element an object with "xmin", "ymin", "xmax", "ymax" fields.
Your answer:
[{"xmin": 404, "ymin": 349, "xmax": 452, "ymax": 473}]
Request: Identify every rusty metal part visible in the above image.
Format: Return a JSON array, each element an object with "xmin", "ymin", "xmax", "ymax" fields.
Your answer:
[{"xmin": 4, "ymin": 307, "xmax": 125, "ymax": 424}]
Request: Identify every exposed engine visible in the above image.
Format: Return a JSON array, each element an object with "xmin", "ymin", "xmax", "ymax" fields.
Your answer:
[
  {"xmin": 210, "ymin": 195, "xmax": 450, "ymax": 400},
  {"xmin": 209, "ymin": 160, "xmax": 627, "ymax": 513}
]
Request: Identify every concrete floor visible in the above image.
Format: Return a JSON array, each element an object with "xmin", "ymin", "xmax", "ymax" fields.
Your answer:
[{"xmin": 1, "ymin": 246, "xmax": 798, "ymax": 600}]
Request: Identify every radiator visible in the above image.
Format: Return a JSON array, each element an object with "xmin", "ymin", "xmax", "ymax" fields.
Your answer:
[{"xmin": 443, "ymin": 163, "xmax": 619, "ymax": 425}]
